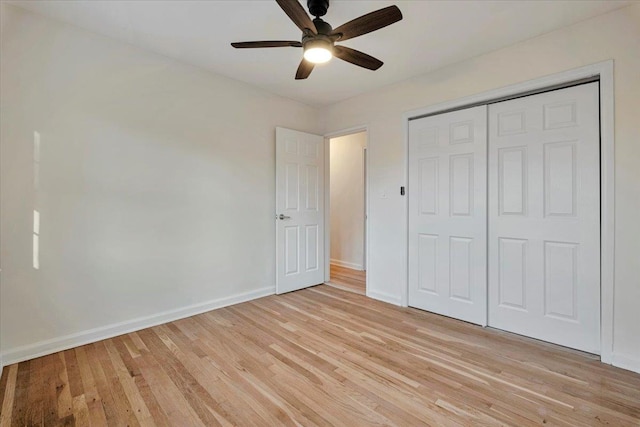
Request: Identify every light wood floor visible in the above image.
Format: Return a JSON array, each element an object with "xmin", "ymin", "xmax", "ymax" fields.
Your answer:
[
  {"xmin": 1, "ymin": 286, "xmax": 639, "ymax": 426},
  {"xmin": 327, "ymin": 264, "xmax": 366, "ymax": 295}
]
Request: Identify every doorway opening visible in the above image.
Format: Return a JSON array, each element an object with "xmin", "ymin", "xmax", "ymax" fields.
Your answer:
[{"xmin": 326, "ymin": 131, "xmax": 367, "ymax": 295}]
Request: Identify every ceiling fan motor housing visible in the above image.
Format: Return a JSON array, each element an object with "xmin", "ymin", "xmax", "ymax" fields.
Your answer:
[
  {"xmin": 312, "ymin": 18, "xmax": 333, "ymax": 35},
  {"xmin": 307, "ymin": 0, "xmax": 329, "ymax": 17}
]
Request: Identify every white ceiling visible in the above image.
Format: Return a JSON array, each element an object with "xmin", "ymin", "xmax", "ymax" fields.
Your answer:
[{"xmin": 8, "ymin": 0, "xmax": 632, "ymax": 107}]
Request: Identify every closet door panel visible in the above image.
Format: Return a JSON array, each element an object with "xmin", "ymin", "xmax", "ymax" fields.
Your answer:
[
  {"xmin": 488, "ymin": 82, "xmax": 600, "ymax": 353},
  {"xmin": 408, "ymin": 106, "xmax": 487, "ymax": 326}
]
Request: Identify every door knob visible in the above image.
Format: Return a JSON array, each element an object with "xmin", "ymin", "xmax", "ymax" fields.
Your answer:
[{"xmin": 277, "ymin": 214, "xmax": 291, "ymax": 220}]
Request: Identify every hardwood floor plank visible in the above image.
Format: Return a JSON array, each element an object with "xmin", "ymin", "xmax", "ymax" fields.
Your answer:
[
  {"xmin": 2, "ymin": 285, "xmax": 640, "ymax": 426},
  {"xmin": 93, "ymin": 341, "xmax": 140, "ymax": 427},
  {"xmin": 109, "ymin": 335, "xmax": 172, "ymax": 426},
  {"xmin": 189, "ymin": 313, "xmax": 322, "ymax": 426},
  {"xmin": 74, "ymin": 346, "xmax": 109, "ymax": 426},
  {"xmin": 190, "ymin": 322, "xmax": 309, "ymax": 426},
  {"xmin": 0, "ymin": 365, "xmax": 18, "ymax": 426},
  {"xmin": 156, "ymin": 328, "xmax": 251, "ymax": 425},
  {"xmin": 71, "ymin": 394, "xmax": 90, "ymax": 426},
  {"xmin": 133, "ymin": 329, "xmax": 211, "ymax": 426},
  {"xmin": 103, "ymin": 339, "xmax": 154, "ymax": 425},
  {"xmin": 10, "ymin": 361, "xmax": 30, "ymax": 426},
  {"xmin": 0, "ymin": 367, "xmax": 11, "ymax": 420},
  {"xmin": 25, "ymin": 357, "xmax": 44, "ymax": 426},
  {"xmin": 239, "ymin": 298, "xmax": 468, "ymax": 425},
  {"xmin": 63, "ymin": 350, "xmax": 84, "ymax": 401},
  {"xmin": 56, "ymin": 352, "xmax": 74, "ymax": 420},
  {"xmin": 327, "ymin": 264, "xmax": 366, "ymax": 295},
  {"xmin": 40, "ymin": 354, "xmax": 60, "ymax": 426},
  {"xmin": 84, "ymin": 343, "xmax": 126, "ymax": 426}
]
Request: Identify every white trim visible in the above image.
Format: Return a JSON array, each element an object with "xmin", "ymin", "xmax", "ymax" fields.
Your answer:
[
  {"xmin": 364, "ymin": 134, "xmax": 370, "ymax": 293},
  {"xmin": 403, "ymin": 60, "xmax": 615, "ymax": 363},
  {"xmin": 367, "ymin": 289, "xmax": 402, "ymax": 306},
  {"xmin": 611, "ymin": 353, "xmax": 640, "ymax": 374},
  {"xmin": 330, "ymin": 259, "xmax": 364, "ymax": 271},
  {"xmin": 1, "ymin": 286, "xmax": 275, "ymax": 366},
  {"xmin": 362, "ymin": 146, "xmax": 368, "ymax": 271},
  {"xmin": 324, "ymin": 125, "xmax": 370, "ymax": 298},
  {"xmin": 323, "ymin": 135, "xmax": 331, "ymax": 283},
  {"xmin": 324, "ymin": 125, "xmax": 369, "ymax": 139},
  {"xmin": 403, "ymin": 63, "xmax": 609, "ymax": 120},
  {"xmin": 598, "ymin": 62, "xmax": 615, "ymax": 365},
  {"xmin": 324, "ymin": 282, "xmax": 365, "ymax": 296},
  {"xmin": 402, "ymin": 106, "xmax": 410, "ymax": 308}
]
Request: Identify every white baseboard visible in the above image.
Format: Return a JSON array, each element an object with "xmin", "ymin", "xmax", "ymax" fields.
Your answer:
[
  {"xmin": 330, "ymin": 259, "xmax": 364, "ymax": 271},
  {"xmin": 611, "ymin": 352, "xmax": 640, "ymax": 374},
  {"xmin": 367, "ymin": 289, "xmax": 402, "ymax": 306},
  {"xmin": 1, "ymin": 286, "xmax": 275, "ymax": 367}
]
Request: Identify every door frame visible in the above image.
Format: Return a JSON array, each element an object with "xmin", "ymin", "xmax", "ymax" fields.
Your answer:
[
  {"xmin": 402, "ymin": 60, "xmax": 615, "ymax": 363},
  {"xmin": 323, "ymin": 126, "xmax": 370, "ymax": 296}
]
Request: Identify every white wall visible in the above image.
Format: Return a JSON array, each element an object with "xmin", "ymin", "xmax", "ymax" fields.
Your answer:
[
  {"xmin": 322, "ymin": 4, "xmax": 640, "ymax": 371},
  {"xmin": 330, "ymin": 132, "xmax": 366, "ymax": 270},
  {"xmin": 0, "ymin": 4, "xmax": 321, "ymax": 364},
  {"xmin": 2, "ymin": 2, "xmax": 639, "ymax": 374}
]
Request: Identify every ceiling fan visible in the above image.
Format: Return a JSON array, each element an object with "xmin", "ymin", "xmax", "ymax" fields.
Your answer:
[{"xmin": 231, "ymin": 0, "xmax": 403, "ymax": 80}]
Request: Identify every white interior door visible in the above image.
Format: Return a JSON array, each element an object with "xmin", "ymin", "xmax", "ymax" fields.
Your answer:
[
  {"xmin": 488, "ymin": 82, "xmax": 600, "ymax": 353},
  {"xmin": 408, "ymin": 106, "xmax": 488, "ymax": 325},
  {"xmin": 276, "ymin": 127, "xmax": 325, "ymax": 294}
]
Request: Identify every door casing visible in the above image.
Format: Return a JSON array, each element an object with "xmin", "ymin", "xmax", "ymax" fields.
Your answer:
[{"xmin": 322, "ymin": 126, "xmax": 370, "ymax": 296}]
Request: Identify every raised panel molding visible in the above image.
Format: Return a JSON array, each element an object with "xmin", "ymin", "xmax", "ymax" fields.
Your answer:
[
  {"xmin": 449, "ymin": 121, "xmax": 474, "ymax": 144},
  {"xmin": 449, "ymin": 237, "xmax": 472, "ymax": 302},
  {"xmin": 449, "ymin": 154, "xmax": 474, "ymax": 216},
  {"xmin": 499, "ymin": 147, "xmax": 528, "ymax": 216},
  {"xmin": 285, "ymin": 163, "xmax": 299, "ymax": 210},
  {"xmin": 498, "ymin": 238, "xmax": 528, "ymax": 311},
  {"xmin": 544, "ymin": 101, "xmax": 578, "ymax": 129},
  {"xmin": 285, "ymin": 138, "xmax": 298, "ymax": 154},
  {"xmin": 306, "ymin": 164, "xmax": 319, "ymax": 210},
  {"xmin": 544, "ymin": 141, "xmax": 577, "ymax": 217},
  {"xmin": 418, "ymin": 234, "xmax": 438, "ymax": 294},
  {"xmin": 544, "ymin": 241, "xmax": 578, "ymax": 321},
  {"xmin": 419, "ymin": 157, "xmax": 438, "ymax": 215},
  {"xmin": 305, "ymin": 225, "xmax": 319, "ymax": 271},
  {"xmin": 285, "ymin": 226, "xmax": 299, "ymax": 275},
  {"xmin": 303, "ymin": 139, "xmax": 319, "ymax": 158},
  {"xmin": 498, "ymin": 110, "xmax": 526, "ymax": 136}
]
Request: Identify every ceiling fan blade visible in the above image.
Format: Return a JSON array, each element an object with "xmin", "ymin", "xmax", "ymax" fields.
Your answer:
[
  {"xmin": 333, "ymin": 45, "xmax": 383, "ymax": 70},
  {"xmin": 295, "ymin": 59, "xmax": 315, "ymax": 80},
  {"xmin": 330, "ymin": 5, "xmax": 402, "ymax": 42},
  {"xmin": 231, "ymin": 41, "xmax": 302, "ymax": 48},
  {"xmin": 276, "ymin": 0, "xmax": 317, "ymax": 34}
]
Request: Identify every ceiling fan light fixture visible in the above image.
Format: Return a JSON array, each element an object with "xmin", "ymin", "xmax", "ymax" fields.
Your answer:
[
  {"xmin": 303, "ymin": 39, "xmax": 333, "ymax": 64},
  {"xmin": 231, "ymin": 1, "xmax": 404, "ymax": 79}
]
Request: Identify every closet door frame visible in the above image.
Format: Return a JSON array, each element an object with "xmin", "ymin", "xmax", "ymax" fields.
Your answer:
[{"xmin": 402, "ymin": 60, "xmax": 615, "ymax": 364}]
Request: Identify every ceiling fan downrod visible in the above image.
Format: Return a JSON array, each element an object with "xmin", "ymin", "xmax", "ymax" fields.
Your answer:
[{"xmin": 307, "ymin": 0, "xmax": 329, "ymax": 18}]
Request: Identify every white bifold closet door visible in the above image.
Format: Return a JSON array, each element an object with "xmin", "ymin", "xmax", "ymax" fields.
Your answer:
[
  {"xmin": 408, "ymin": 106, "xmax": 488, "ymax": 326},
  {"xmin": 488, "ymin": 82, "xmax": 600, "ymax": 354}
]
